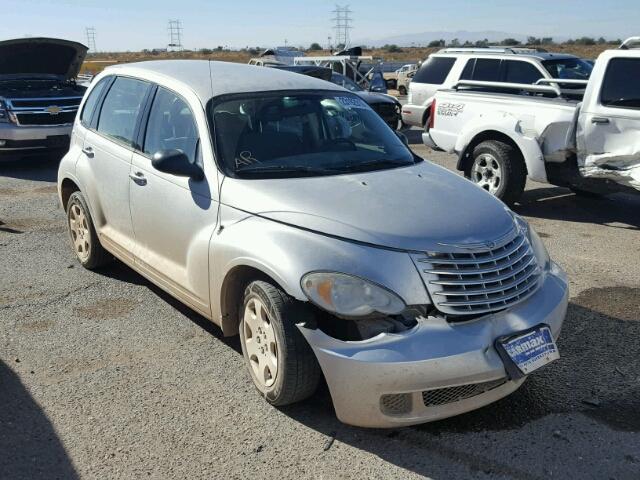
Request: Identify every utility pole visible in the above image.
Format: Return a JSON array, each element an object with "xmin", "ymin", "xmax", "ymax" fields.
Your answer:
[
  {"xmin": 85, "ymin": 27, "xmax": 97, "ymax": 52},
  {"xmin": 331, "ymin": 5, "xmax": 353, "ymax": 49},
  {"xmin": 167, "ymin": 19, "xmax": 183, "ymax": 51}
]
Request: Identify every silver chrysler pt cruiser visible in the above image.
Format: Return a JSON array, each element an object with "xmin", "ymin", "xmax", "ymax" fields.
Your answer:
[{"xmin": 58, "ymin": 60, "xmax": 568, "ymax": 428}]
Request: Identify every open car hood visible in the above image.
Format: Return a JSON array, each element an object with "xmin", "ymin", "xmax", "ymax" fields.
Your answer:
[{"xmin": 0, "ymin": 37, "xmax": 88, "ymax": 80}]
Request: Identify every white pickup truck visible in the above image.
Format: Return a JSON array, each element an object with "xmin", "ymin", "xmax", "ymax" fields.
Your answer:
[{"xmin": 423, "ymin": 38, "xmax": 640, "ymax": 205}]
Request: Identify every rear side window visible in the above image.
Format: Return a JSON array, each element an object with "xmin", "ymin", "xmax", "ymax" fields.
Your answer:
[
  {"xmin": 80, "ymin": 77, "xmax": 110, "ymax": 127},
  {"xmin": 144, "ymin": 87, "xmax": 200, "ymax": 163},
  {"xmin": 601, "ymin": 58, "xmax": 640, "ymax": 109},
  {"xmin": 503, "ymin": 60, "xmax": 544, "ymax": 84},
  {"xmin": 461, "ymin": 59, "xmax": 502, "ymax": 82},
  {"xmin": 412, "ymin": 57, "xmax": 456, "ymax": 84},
  {"xmin": 97, "ymin": 77, "xmax": 150, "ymax": 146}
]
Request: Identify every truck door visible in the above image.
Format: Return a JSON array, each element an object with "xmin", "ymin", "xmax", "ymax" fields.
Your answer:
[{"xmin": 579, "ymin": 55, "xmax": 640, "ymax": 189}]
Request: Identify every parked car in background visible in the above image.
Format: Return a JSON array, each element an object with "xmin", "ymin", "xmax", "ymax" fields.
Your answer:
[
  {"xmin": 397, "ymin": 68, "xmax": 416, "ymax": 96},
  {"xmin": 0, "ymin": 37, "xmax": 88, "ymax": 160},
  {"xmin": 395, "ymin": 63, "xmax": 417, "ymax": 75},
  {"xmin": 58, "ymin": 60, "xmax": 568, "ymax": 428},
  {"xmin": 270, "ymin": 65, "xmax": 402, "ymax": 129},
  {"xmin": 423, "ymin": 38, "xmax": 640, "ymax": 204},
  {"xmin": 402, "ymin": 47, "xmax": 593, "ymax": 129}
]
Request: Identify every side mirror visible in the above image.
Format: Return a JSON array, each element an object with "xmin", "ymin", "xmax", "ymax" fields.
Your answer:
[
  {"xmin": 395, "ymin": 131, "xmax": 409, "ymax": 146},
  {"xmin": 151, "ymin": 149, "xmax": 204, "ymax": 181}
]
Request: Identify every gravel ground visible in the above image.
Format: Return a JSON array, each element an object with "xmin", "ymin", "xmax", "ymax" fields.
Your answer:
[{"xmin": 1, "ymin": 136, "xmax": 639, "ymax": 479}]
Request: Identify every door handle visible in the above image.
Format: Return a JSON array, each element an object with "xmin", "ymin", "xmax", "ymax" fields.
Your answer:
[
  {"xmin": 82, "ymin": 146, "xmax": 94, "ymax": 158},
  {"xmin": 591, "ymin": 117, "xmax": 610, "ymax": 125},
  {"xmin": 129, "ymin": 171, "xmax": 147, "ymax": 186}
]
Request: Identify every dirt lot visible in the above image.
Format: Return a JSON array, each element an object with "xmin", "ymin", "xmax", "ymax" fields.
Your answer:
[{"xmin": 1, "ymin": 135, "xmax": 639, "ymax": 479}]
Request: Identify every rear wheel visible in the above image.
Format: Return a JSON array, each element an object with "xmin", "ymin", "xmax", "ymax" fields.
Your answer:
[
  {"xmin": 239, "ymin": 280, "xmax": 321, "ymax": 406},
  {"xmin": 66, "ymin": 191, "xmax": 112, "ymax": 269},
  {"xmin": 465, "ymin": 140, "xmax": 527, "ymax": 206}
]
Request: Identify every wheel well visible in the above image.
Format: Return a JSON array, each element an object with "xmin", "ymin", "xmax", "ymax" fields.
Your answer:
[
  {"xmin": 421, "ymin": 106, "xmax": 431, "ymax": 127},
  {"xmin": 60, "ymin": 178, "xmax": 80, "ymax": 210},
  {"xmin": 457, "ymin": 131, "xmax": 526, "ymax": 173},
  {"xmin": 219, "ymin": 265, "xmax": 284, "ymax": 336}
]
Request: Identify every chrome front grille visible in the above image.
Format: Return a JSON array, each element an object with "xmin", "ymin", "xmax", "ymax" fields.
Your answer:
[
  {"xmin": 412, "ymin": 229, "xmax": 541, "ymax": 315},
  {"xmin": 7, "ymin": 97, "xmax": 82, "ymax": 126}
]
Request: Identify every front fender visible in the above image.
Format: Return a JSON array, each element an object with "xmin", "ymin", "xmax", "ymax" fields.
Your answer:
[
  {"xmin": 209, "ymin": 205, "xmax": 431, "ymax": 332},
  {"xmin": 455, "ymin": 112, "xmax": 547, "ymax": 184}
]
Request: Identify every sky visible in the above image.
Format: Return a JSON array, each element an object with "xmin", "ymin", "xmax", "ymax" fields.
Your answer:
[{"xmin": 4, "ymin": 0, "xmax": 639, "ymax": 51}]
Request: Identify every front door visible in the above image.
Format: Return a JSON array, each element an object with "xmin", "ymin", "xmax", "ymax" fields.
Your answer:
[
  {"xmin": 129, "ymin": 86, "xmax": 217, "ymax": 315},
  {"xmin": 579, "ymin": 56, "xmax": 640, "ymax": 189}
]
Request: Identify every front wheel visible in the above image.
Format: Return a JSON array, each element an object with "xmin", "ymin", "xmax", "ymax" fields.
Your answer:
[
  {"xmin": 398, "ymin": 85, "xmax": 407, "ymax": 96},
  {"xmin": 239, "ymin": 280, "xmax": 321, "ymax": 406},
  {"xmin": 465, "ymin": 140, "xmax": 527, "ymax": 206}
]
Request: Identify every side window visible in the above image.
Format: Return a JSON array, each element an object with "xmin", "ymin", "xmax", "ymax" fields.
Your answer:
[
  {"xmin": 601, "ymin": 58, "xmax": 640, "ymax": 109},
  {"xmin": 504, "ymin": 60, "xmax": 544, "ymax": 84},
  {"xmin": 469, "ymin": 59, "xmax": 502, "ymax": 82},
  {"xmin": 144, "ymin": 87, "xmax": 199, "ymax": 164},
  {"xmin": 460, "ymin": 59, "xmax": 475, "ymax": 80},
  {"xmin": 97, "ymin": 77, "xmax": 150, "ymax": 146},
  {"xmin": 80, "ymin": 77, "xmax": 110, "ymax": 127},
  {"xmin": 412, "ymin": 57, "xmax": 456, "ymax": 84}
]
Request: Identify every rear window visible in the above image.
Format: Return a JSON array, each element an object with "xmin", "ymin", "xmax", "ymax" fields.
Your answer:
[
  {"xmin": 460, "ymin": 59, "xmax": 502, "ymax": 82},
  {"xmin": 601, "ymin": 58, "xmax": 640, "ymax": 109},
  {"xmin": 412, "ymin": 57, "xmax": 456, "ymax": 84}
]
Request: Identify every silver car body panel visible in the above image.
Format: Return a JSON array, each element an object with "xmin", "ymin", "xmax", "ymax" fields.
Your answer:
[{"xmin": 58, "ymin": 60, "xmax": 569, "ymax": 427}]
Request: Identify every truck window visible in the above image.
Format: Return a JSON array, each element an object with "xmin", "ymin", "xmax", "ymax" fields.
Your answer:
[
  {"xmin": 460, "ymin": 59, "xmax": 502, "ymax": 82},
  {"xmin": 412, "ymin": 57, "xmax": 456, "ymax": 84},
  {"xmin": 542, "ymin": 58, "xmax": 592, "ymax": 80},
  {"xmin": 601, "ymin": 58, "xmax": 640, "ymax": 109},
  {"xmin": 503, "ymin": 60, "xmax": 544, "ymax": 84}
]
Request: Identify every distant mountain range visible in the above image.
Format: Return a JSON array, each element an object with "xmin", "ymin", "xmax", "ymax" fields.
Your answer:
[{"xmin": 353, "ymin": 30, "xmax": 570, "ymax": 47}]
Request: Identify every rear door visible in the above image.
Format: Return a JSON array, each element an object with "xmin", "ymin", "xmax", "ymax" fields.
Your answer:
[
  {"xmin": 580, "ymin": 55, "xmax": 640, "ymax": 187},
  {"xmin": 82, "ymin": 76, "xmax": 151, "ymax": 259},
  {"xmin": 129, "ymin": 85, "xmax": 217, "ymax": 315}
]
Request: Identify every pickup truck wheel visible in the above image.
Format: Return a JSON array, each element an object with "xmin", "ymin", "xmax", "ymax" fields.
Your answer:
[
  {"xmin": 467, "ymin": 141, "xmax": 526, "ymax": 205},
  {"xmin": 239, "ymin": 280, "xmax": 321, "ymax": 406},
  {"xmin": 398, "ymin": 85, "xmax": 407, "ymax": 96},
  {"xmin": 66, "ymin": 191, "xmax": 112, "ymax": 269}
]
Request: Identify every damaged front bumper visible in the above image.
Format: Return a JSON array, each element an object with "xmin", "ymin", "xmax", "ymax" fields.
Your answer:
[{"xmin": 298, "ymin": 263, "xmax": 568, "ymax": 428}]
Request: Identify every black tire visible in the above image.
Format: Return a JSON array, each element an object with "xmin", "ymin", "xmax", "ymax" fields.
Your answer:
[
  {"xmin": 398, "ymin": 85, "xmax": 407, "ymax": 96},
  {"xmin": 66, "ymin": 191, "xmax": 112, "ymax": 269},
  {"xmin": 239, "ymin": 280, "xmax": 321, "ymax": 406},
  {"xmin": 465, "ymin": 140, "xmax": 527, "ymax": 206}
]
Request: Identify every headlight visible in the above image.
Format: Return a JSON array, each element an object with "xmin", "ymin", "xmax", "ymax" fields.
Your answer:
[
  {"xmin": 509, "ymin": 210, "xmax": 550, "ymax": 271},
  {"xmin": 0, "ymin": 99, "xmax": 9, "ymax": 123},
  {"xmin": 528, "ymin": 228, "xmax": 551, "ymax": 271},
  {"xmin": 301, "ymin": 272, "xmax": 405, "ymax": 317}
]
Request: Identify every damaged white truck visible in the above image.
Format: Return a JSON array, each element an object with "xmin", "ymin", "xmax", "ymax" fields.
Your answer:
[{"xmin": 423, "ymin": 38, "xmax": 640, "ymax": 204}]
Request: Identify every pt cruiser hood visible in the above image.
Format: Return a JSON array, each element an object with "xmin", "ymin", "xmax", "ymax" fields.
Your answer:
[
  {"xmin": 221, "ymin": 161, "xmax": 516, "ymax": 252},
  {"xmin": 0, "ymin": 37, "xmax": 88, "ymax": 80}
]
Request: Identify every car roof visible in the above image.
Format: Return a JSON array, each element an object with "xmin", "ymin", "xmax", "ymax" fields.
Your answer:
[
  {"xmin": 104, "ymin": 60, "xmax": 343, "ymax": 103},
  {"xmin": 433, "ymin": 51, "xmax": 579, "ymax": 61}
]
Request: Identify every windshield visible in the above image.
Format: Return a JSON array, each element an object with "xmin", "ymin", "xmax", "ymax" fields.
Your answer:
[
  {"xmin": 210, "ymin": 91, "xmax": 416, "ymax": 178},
  {"xmin": 329, "ymin": 73, "xmax": 363, "ymax": 92},
  {"xmin": 542, "ymin": 58, "xmax": 593, "ymax": 80}
]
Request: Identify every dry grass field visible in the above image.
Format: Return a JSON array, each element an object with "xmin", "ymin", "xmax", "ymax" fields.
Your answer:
[{"xmin": 80, "ymin": 44, "xmax": 613, "ymax": 75}]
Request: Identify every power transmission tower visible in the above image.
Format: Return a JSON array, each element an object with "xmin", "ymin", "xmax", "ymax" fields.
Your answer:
[
  {"xmin": 85, "ymin": 27, "xmax": 97, "ymax": 52},
  {"xmin": 331, "ymin": 5, "xmax": 353, "ymax": 48},
  {"xmin": 168, "ymin": 19, "xmax": 183, "ymax": 51}
]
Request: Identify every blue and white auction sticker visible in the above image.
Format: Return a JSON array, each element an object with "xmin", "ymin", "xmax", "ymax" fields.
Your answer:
[{"xmin": 500, "ymin": 326, "xmax": 560, "ymax": 374}]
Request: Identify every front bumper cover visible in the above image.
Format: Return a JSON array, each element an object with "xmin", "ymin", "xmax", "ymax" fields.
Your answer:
[{"xmin": 298, "ymin": 263, "xmax": 568, "ymax": 428}]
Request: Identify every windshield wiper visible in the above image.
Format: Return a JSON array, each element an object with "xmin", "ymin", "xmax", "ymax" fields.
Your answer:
[
  {"xmin": 338, "ymin": 159, "xmax": 413, "ymax": 172},
  {"xmin": 236, "ymin": 164, "xmax": 343, "ymax": 176}
]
